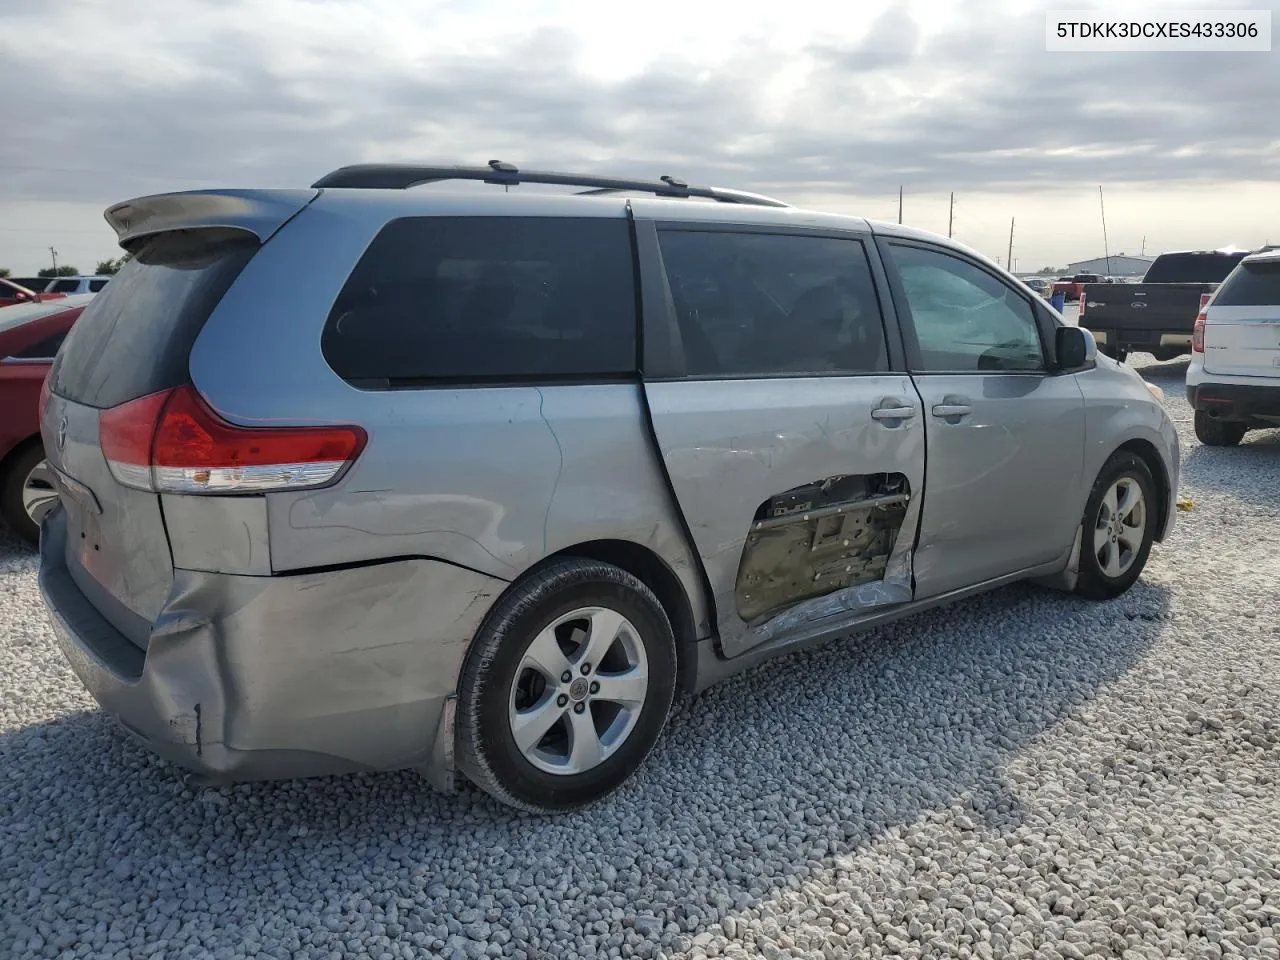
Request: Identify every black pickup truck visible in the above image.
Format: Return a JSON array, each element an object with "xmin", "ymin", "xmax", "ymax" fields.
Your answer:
[{"xmin": 1077, "ymin": 251, "xmax": 1249, "ymax": 362}]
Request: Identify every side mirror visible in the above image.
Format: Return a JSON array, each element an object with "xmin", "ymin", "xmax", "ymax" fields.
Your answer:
[{"xmin": 1055, "ymin": 325, "xmax": 1095, "ymax": 371}]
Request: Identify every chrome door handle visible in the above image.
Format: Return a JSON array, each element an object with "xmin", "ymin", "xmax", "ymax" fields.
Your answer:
[
  {"xmin": 871, "ymin": 405, "xmax": 916, "ymax": 421},
  {"xmin": 931, "ymin": 403, "xmax": 973, "ymax": 418}
]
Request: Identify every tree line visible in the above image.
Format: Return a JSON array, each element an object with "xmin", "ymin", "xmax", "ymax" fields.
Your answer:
[{"xmin": 0, "ymin": 254, "xmax": 131, "ymax": 280}]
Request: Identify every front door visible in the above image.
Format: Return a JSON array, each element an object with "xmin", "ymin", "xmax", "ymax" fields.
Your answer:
[
  {"xmin": 637, "ymin": 222, "xmax": 926, "ymax": 657},
  {"xmin": 879, "ymin": 239, "xmax": 1086, "ymax": 599}
]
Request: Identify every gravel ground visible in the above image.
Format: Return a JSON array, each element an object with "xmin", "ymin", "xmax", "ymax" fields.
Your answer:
[{"xmin": 2, "ymin": 356, "xmax": 1279, "ymax": 960}]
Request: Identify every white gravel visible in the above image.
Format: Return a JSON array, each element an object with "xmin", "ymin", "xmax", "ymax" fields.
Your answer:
[{"xmin": 3, "ymin": 356, "xmax": 1279, "ymax": 960}]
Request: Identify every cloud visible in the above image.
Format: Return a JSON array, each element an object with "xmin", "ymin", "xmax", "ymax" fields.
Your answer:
[
  {"xmin": 2, "ymin": 0, "xmax": 1277, "ymax": 210},
  {"xmin": 1, "ymin": 0, "xmax": 1277, "ymax": 270}
]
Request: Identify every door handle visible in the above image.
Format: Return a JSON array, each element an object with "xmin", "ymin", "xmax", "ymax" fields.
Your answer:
[
  {"xmin": 931, "ymin": 403, "xmax": 973, "ymax": 419},
  {"xmin": 871, "ymin": 405, "xmax": 916, "ymax": 422}
]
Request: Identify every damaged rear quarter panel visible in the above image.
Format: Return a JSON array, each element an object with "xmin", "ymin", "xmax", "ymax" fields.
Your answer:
[{"xmin": 148, "ymin": 557, "xmax": 505, "ymax": 771}]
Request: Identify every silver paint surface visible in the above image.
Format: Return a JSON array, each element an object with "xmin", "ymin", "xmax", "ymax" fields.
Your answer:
[{"xmin": 643, "ymin": 375, "xmax": 926, "ymax": 658}]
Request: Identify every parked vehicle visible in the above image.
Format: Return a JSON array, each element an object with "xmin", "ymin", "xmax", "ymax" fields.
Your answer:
[
  {"xmin": 41, "ymin": 275, "xmax": 111, "ymax": 295},
  {"xmin": 1186, "ymin": 249, "xmax": 1280, "ymax": 445},
  {"xmin": 9, "ymin": 277, "xmax": 54, "ymax": 293},
  {"xmin": 1051, "ymin": 274, "xmax": 1106, "ymax": 303},
  {"xmin": 1021, "ymin": 277, "xmax": 1050, "ymax": 297},
  {"xmin": 1079, "ymin": 250, "xmax": 1250, "ymax": 363},
  {"xmin": 0, "ymin": 278, "xmax": 45, "ymax": 308},
  {"xmin": 38, "ymin": 163, "xmax": 1180, "ymax": 812},
  {"xmin": 0, "ymin": 296, "xmax": 93, "ymax": 542}
]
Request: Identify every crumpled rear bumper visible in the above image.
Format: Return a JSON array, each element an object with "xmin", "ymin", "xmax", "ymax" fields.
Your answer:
[{"xmin": 38, "ymin": 506, "xmax": 505, "ymax": 787}]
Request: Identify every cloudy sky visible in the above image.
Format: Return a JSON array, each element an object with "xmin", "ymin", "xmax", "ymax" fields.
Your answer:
[{"xmin": 1, "ymin": 0, "xmax": 1277, "ymax": 274}]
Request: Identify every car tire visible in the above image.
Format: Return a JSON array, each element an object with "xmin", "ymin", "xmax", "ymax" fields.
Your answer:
[
  {"xmin": 456, "ymin": 558, "xmax": 677, "ymax": 814},
  {"xmin": 1075, "ymin": 451, "xmax": 1157, "ymax": 601},
  {"xmin": 1193, "ymin": 412, "xmax": 1247, "ymax": 447},
  {"xmin": 0, "ymin": 444, "xmax": 52, "ymax": 546}
]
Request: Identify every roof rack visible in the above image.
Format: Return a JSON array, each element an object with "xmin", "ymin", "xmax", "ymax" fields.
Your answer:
[{"xmin": 311, "ymin": 160, "xmax": 790, "ymax": 208}]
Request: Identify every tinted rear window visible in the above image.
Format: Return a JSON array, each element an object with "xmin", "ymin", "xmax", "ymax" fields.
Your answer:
[
  {"xmin": 1212, "ymin": 259, "xmax": 1280, "ymax": 307},
  {"xmin": 321, "ymin": 217, "xmax": 637, "ymax": 385},
  {"xmin": 49, "ymin": 279, "xmax": 81, "ymax": 293},
  {"xmin": 49, "ymin": 229, "xmax": 258, "ymax": 408},
  {"xmin": 1142, "ymin": 253, "xmax": 1246, "ymax": 284}
]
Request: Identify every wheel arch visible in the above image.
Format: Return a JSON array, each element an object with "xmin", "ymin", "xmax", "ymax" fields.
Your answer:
[{"xmin": 508, "ymin": 538, "xmax": 704, "ymax": 696}]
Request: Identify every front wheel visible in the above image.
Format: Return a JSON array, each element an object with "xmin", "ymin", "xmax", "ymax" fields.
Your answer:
[
  {"xmin": 1194, "ymin": 412, "xmax": 1247, "ymax": 447},
  {"xmin": 456, "ymin": 558, "xmax": 677, "ymax": 813},
  {"xmin": 1075, "ymin": 452, "xmax": 1157, "ymax": 601}
]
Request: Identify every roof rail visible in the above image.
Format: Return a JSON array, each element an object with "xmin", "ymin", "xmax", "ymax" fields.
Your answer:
[{"xmin": 310, "ymin": 160, "xmax": 790, "ymax": 208}]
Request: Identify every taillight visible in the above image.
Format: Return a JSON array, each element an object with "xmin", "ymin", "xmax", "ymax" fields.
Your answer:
[
  {"xmin": 1078, "ymin": 295, "xmax": 1087, "ymax": 319},
  {"xmin": 1192, "ymin": 313, "xmax": 1206, "ymax": 353},
  {"xmin": 1191, "ymin": 293, "xmax": 1212, "ymax": 353},
  {"xmin": 100, "ymin": 385, "xmax": 366, "ymax": 494}
]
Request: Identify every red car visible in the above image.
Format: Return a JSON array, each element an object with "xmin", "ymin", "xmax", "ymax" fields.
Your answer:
[
  {"xmin": 0, "ymin": 277, "xmax": 46, "ymax": 308},
  {"xmin": 0, "ymin": 295, "xmax": 93, "ymax": 542}
]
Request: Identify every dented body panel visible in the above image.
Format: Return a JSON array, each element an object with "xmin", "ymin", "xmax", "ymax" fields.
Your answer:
[
  {"xmin": 39, "ymin": 507, "xmax": 503, "ymax": 780},
  {"xmin": 642, "ymin": 376, "xmax": 925, "ymax": 658}
]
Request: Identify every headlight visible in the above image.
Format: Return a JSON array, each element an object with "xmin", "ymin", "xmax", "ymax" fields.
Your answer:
[{"xmin": 1145, "ymin": 382, "xmax": 1165, "ymax": 402}]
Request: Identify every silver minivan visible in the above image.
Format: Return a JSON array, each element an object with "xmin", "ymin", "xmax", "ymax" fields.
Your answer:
[{"xmin": 38, "ymin": 163, "xmax": 1180, "ymax": 812}]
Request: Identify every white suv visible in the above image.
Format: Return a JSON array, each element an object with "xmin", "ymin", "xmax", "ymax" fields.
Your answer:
[
  {"xmin": 42, "ymin": 275, "xmax": 111, "ymax": 295},
  {"xmin": 1187, "ymin": 249, "xmax": 1280, "ymax": 445}
]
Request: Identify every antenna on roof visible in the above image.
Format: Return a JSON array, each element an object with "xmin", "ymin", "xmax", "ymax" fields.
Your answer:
[
  {"xmin": 660, "ymin": 175, "xmax": 688, "ymax": 189},
  {"xmin": 488, "ymin": 160, "xmax": 518, "ymax": 173}
]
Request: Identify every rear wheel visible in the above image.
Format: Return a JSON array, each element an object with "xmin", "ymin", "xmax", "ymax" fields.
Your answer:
[
  {"xmin": 456, "ymin": 558, "xmax": 677, "ymax": 813},
  {"xmin": 1, "ymin": 444, "xmax": 55, "ymax": 545},
  {"xmin": 1194, "ymin": 412, "xmax": 1247, "ymax": 447},
  {"xmin": 1075, "ymin": 452, "xmax": 1157, "ymax": 601}
]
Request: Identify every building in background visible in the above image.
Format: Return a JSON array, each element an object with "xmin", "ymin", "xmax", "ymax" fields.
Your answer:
[{"xmin": 1066, "ymin": 254, "xmax": 1154, "ymax": 277}]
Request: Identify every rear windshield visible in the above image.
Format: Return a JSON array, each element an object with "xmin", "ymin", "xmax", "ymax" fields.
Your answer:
[
  {"xmin": 321, "ymin": 216, "xmax": 637, "ymax": 385},
  {"xmin": 1211, "ymin": 259, "xmax": 1280, "ymax": 307},
  {"xmin": 49, "ymin": 229, "xmax": 258, "ymax": 408},
  {"xmin": 1142, "ymin": 253, "xmax": 1247, "ymax": 284}
]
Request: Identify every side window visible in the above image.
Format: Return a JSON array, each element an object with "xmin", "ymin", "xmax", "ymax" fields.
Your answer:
[
  {"xmin": 89, "ymin": 279, "xmax": 109, "ymax": 292},
  {"xmin": 7, "ymin": 331, "xmax": 68, "ymax": 361},
  {"xmin": 50, "ymin": 279, "xmax": 79, "ymax": 294},
  {"xmin": 656, "ymin": 230, "xmax": 888, "ymax": 377},
  {"xmin": 888, "ymin": 244, "xmax": 1044, "ymax": 372},
  {"xmin": 322, "ymin": 217, "xmax": 637, "ymax": 384}
]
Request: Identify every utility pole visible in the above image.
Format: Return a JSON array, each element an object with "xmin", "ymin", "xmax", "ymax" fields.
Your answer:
[
  {"xmin": 898, "ymin": 186, "xmax": 903, "ymax": 225},
  {"xmin": 948, "ymin": 192, "xmax": 954, "ymax": 238},
  {"xmin": 1099, "ymin": 186, "xmax": 1112, "ymax": 275},
  {"xmin": 48, "ymin": 246, "xmax": 58, "ymax": 272},
  {"xmin": 1141, "ymin": 235, "xmax": 1146, "ymax": 256},
  {"xmin": 1007, "ymin": 217, "xmax": 1015, "ymax": 273}
]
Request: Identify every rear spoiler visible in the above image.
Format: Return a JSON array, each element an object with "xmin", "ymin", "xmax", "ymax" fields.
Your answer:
[{"xmin": 104, "ymin": 189, "xmax": 320, "ymax": 249}]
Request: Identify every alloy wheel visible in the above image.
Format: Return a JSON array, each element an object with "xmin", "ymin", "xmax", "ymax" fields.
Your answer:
[
  {"xmin": 1093, "ymin": 476, "xmax": 1147, "ymax": 579},
  {"xmin": 508, "ymin": 606, "xmax": 649, "ymax": 776}
]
